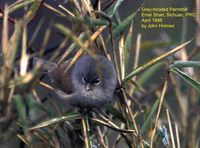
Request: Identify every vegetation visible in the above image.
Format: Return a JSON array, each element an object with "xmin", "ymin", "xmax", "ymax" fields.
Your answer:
[{"xmin": 0, "ymin": 0, "xmax": 199, "ymax": 148}]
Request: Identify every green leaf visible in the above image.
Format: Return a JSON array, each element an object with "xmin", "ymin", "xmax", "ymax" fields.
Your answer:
[
  {"xmin": 26, "ymin": 94, "xmax": 36, "ymax": 109},
  {"xmin": 169, "ymin": 61, "xmax": 200, "ymax": 69},
  {"xmin": 29, "ymin": 112, "xmax": 82, "ymax": 130},
  {"xmin": 138, "ymin": 62, "xmax": 164, "ymax": 86},
  {"xmin": 141, "ymin": 99, "xmax": 159, "ymax": 135},
  {"xmin": 107, "ymin": 0, "xmax": 124, "ymax": 17},
  {"xmin": 85, "ymin": 17, "xmax": 117, "ymax": 27},
  {"xmin": 114, "ymin": 10, "xmax": 121, "ymax": 24},
  {"xmin": 124, "ymin": 22, "xmax": 133, "ymax": 72},
  {"xmin": 170, "ymin": 68, "xmax": 200, "ymax": 92},
  {"xmin": 9, "ymin": 0, "xmax": 36, "ymax": 13},
  {"xmin": 14, "ymin": 95, "xmax": 28, "ymax": 128},
  {"xmin": 24, "ymin": 1, "xmax": 41, "ymax": 23},
  {"xmin": 123, "ymin": 40, "xmax": 192, "ymax": 83},
  {"xmin": 105, "ymin": 10, "xmax": 137, "ymax": 45},
  {"xmin": 112, "ymin": 11, "xmax": 136, "ymax": 38}
]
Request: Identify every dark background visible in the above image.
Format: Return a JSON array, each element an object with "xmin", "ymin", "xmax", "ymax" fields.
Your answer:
[{"xmin": 0, "ymin": 0, "xmax": 196, "ymax": 50}]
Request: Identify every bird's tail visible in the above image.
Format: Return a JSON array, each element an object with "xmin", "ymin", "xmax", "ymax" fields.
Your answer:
[{"xmin": 33, "ymin": 57, "xmax": 57, "ymax": 73}]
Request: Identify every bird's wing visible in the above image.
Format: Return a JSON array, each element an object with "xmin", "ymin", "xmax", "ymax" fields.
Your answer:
[
  {"xmin": 33, "ymin": 57, "xmax": 74, "ymax": 94},
  {"xmin": 49, "ymin": 59, "xmax": 74, "ymax": 94}
]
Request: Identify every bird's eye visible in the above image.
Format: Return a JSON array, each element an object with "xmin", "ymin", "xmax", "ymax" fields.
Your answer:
[
  {"xmin": 82, "ymin": 77, "xmax": 86, "ymax": 83},
  {"xmin": 93, "ymin": 78, "xmax": 100, "ymax": 85}
]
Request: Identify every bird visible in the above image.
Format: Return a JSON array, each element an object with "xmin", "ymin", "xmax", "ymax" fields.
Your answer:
[{"xmin": 34, "ymin": 54, "xmax": 118, "ymax": 109}]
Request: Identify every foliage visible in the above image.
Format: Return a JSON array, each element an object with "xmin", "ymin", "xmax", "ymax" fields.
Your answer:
[{"xmin": 0, "ymin": 0, "xmax": 199, "ymax": 148}]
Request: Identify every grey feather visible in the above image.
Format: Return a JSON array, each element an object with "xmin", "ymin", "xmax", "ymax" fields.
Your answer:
[{"xmin": 35, "ymin": 54, "xmax": 117, "ymax": 108}]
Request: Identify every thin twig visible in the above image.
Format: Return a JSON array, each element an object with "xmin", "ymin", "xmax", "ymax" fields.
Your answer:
[
  {"xmin": 166, "ymin": 109, "xmax": 176, "ymax": 148},
  {"xmin": 82, "ymin": 115, "xmax": 90, "ymax": 148},
  {"xmin": 175, "ymin": 122, "xmax": 180, "ymax": 148},
  {"xmin": 150, "ymin": 79, "xmax": 168, "ymax": 148}
]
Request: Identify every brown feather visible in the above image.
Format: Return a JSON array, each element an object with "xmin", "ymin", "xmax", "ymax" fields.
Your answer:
[{"xmin": 49, "ymin": 60, "xmax": 74, "ymax": 93}]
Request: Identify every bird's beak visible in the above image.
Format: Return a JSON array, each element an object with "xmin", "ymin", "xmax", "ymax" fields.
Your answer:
[{"xmin": 86, "ymin": 84, "xmax": 92, "ymax": 91}]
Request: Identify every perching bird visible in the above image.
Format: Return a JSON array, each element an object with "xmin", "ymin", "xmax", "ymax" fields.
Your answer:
[{"xmin": 34, "ymin": 54, "xmax": 117, "ymax": 109}]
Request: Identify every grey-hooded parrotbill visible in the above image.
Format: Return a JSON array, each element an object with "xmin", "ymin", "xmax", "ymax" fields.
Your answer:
[{"xmin": 35, "ymin": 54, "xmax": 117, "ymax": 108}]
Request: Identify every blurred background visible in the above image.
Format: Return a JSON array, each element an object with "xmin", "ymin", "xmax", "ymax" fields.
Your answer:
[
  {"xmin": 0, "ymin": 0, "xmax": 196, "ymax": 49},
  {"xmin": 0, "ymin": 0, "xmax": 199, "ymax": 148}
]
